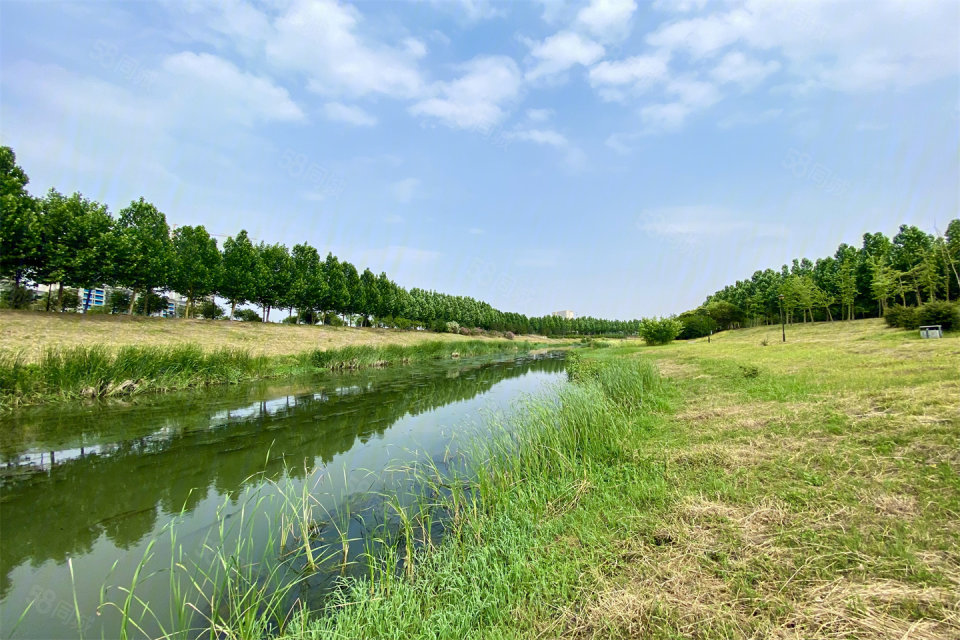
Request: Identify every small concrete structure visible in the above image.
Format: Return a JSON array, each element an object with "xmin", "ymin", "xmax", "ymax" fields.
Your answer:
[{"xmin": 919, "ymin": 325, "xmax": 943, "ymax": 339}]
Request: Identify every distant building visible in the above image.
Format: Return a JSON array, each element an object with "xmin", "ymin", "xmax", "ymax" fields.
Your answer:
[
  {"xmin": 80, "ymin": 287, "xmax": 108, "ymax": 311},
  {"xmin": 552, "ymin": 310, "xmax": 576, "ymax": 319}
]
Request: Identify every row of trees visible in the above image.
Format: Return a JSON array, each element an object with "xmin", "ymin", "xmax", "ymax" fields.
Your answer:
[
  {"xmin": 1, "ymin": 146, "xmax": 640, "ymax": 336},
  {"xmin": 680, "ymin": 222, "xmax": 960, "ymax": 335}
]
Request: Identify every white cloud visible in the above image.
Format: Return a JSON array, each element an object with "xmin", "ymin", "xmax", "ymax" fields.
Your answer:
[
  {"xmin": 645, "ymin": 0, "xmax": 959, "ymax": 92},
  {"xmin": 641, "ymin": 77, "xmax": 722, "ymax": 133},
  {"xmin": 391, "ymin": 177, "xmax": 421, "ymax": 203},
  {"xmin": 410, "ymin": 56, "xmax": 522, "ymax": 129},
  {"xmin": 508, "ymin": 128, "xmax": 586, "ymax": 170},
  {"xmin": 162, "ymin": 52, "xmax": 305, "ymax": 125},
  {"xmin": 266, "ymin": 0, "xmax": 424, "ymax": 98},
  {"xmin": 637, "ymin": 205, "xmax": 788, "ymax": 243},
  {"xmin": 526, "ymin": 108, "xmax": 554, "ymax": 122},
  {"xmin": 710, "ymin": 51, "xmax": 780, "ymax": 87},
  {"xmin": 428, "ymin": 0, "xmax": 506, "ymax": 22},
  {"xmin": 323, "ymin": 102, "xmax": 378, "ymax": 126},
  {"xmin": 605, "ymin": 133, "xmax": 633, "ymax": 154},
  {"xmin": 526, "ymin": 31, "xmax": 605, "ymax": 81},
  {"xmin": 588, "ymin": 54, "xmax": 670, "ymax": 91},
  {"xmin": 576, "ymin": 0, "xmax": 637, "ymax": 43},
  {"xmin": 508, "ymin": 128, "xmax": 569, "ymax": 148}
]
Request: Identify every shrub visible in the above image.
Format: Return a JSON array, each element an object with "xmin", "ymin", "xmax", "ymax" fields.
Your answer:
[
  {"xmin": 198, "ymin": 300, "xmax": 225, "ymax": 320},
  {"xmin": 322, "ymin": 313, "xmax": 345, "ymax": 327},
  {"xmin": 677, "ymin": 311, "xmax": 717, "ymax": 339},
  {"xmin": 445, "ymin": 321, "xmax": 460, "ymax": 334},
  {"xmin": 108, "ymin": 290, "xmax": 131, "ymax": 314},
  {"xmin": 281, "ymin": 315, "xmax": 298, "ymax": 325},
  {"xmin": 234, "ymin": 309, "xmax": 262, "ymax": 322},
  {"xmin": 504, "ymin": 331, "xmax": 515, "ymax": 340},
  {"xmin": 917, "ymin": 301, "xmax": 960, "ymax": 331},
  {"xmin": 458, "ymin": 326, "xmax": 471, "ymax": 335},
  {"xmin": 0, "ymin": 283, "xmax": 36, "ymax": 309},
  {"xmin": 884, "ymin": 305, "xmax": 920, "ymax": 329},
  {"xmin": 638, "ymin": 317, "xmax": 683, "ymax": 346}
]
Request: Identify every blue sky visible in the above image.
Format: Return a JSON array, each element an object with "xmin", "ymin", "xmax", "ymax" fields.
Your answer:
[{"xmin": 2, "ymin": 0, "xmax": 958, "ymax": 318}]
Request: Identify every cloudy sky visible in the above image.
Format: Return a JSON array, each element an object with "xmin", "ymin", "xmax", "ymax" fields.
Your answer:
[{"xmin": 2, "ymin": 0, "xmax": 958, "ymax": 318}]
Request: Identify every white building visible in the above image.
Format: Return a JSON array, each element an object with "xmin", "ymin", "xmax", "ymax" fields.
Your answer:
[{"xmin": 552, "ymin": 310, "xmax": 576, "ymax": 319}]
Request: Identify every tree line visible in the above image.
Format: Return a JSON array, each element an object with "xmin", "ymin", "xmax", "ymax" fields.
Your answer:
[
  {"xmin": 0, "ymin": 146, "xmax": 641, "ymax": 336},
  {"xmin": 676, "ymin": 221, "xmax": 960, "ymax": 338}
]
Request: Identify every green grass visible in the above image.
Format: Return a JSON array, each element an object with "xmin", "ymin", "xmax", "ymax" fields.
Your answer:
[{"xmin": 0, "ymin": 339, "xmax": 536, "ymax": 409}]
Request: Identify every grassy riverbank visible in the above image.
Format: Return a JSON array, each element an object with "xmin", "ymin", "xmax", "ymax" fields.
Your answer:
[
  {"xmin": 273, "ymin": 318, "xmax": 956, "ymax": 638},
  {"xmin": 0, "ymin": 310, "xmax": 556, "ymax": 362},
  {"xmin": 0, "ymin": 339, "xmax": 537, "ymax": 409}
]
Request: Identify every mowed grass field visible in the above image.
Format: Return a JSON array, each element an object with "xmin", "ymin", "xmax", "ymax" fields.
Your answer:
[
  {"xmin": 0, "ymin": 310, "xmax": 556, "ymax": 362},
  {"xmin": 559, "ymin": 319, "xmax": 960, "ymax": 638}
]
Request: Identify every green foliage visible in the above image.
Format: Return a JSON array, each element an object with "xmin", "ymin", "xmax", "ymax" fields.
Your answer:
[
  {"xmin": 198, "ymin": 300, "xmax": 225, "ymax": 320},
  {"xmin": 1, "ymin": 283, "xmax": 36, "ymax": 309},
  {"xmin": 171, "ymin": 225, "xmax": 221, "ymax": 317},
  {"xmin": 60, "ymin": 288, "xmax": 80, "ymax": 312},
  {"xmin": 133, "ymin": 291, "xmax": 168, "ymax": 316},
  {"xmin": 220, "ymin": 230, "xmax": 258, "ymax": 317},
  {"xmin": 445, "ymin": 321, "xmax": 460, "ymax": 333},
  {"xmin": 108, "ymin": 290, "xmax": 131, "ymax": 314},
  {"xmin": 233, "ymin": 309, "xmax": 261, "ymax": 322},
  {"xmin": 113, "ymin": 198, "xmax": 173, "ymax": 304},
  {"xmin": 917, "ymin": 300, "xmax": 959, "ymax": 331},
  {"xmin": 0, "ymin": 146, "xmax": 40, "ymax": 284},
  {"xmin": 677, "ymin": 310, "xmax": 717, "ymax": 339},
  {"xmin": 884, "ymin": 304, "xmax": 919, "ymax": 329},
  {"xmin": 638, "ymin": 317, "xmax": 683, "ymax": 346}
]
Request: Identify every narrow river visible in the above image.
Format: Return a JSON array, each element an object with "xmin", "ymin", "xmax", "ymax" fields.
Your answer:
[{"xmin": 0, "ymin": 352, "xmax": 566, "ymax": 639}]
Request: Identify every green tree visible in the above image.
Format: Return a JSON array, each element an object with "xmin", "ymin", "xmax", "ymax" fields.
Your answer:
[
  {"xmin": 114, "ymin": 198, "xmax": 173, "ymax": 315},
  {"xmin": 0, "ymin": 146, "xmax": 40, "ymax": 289},
  {"xmin": 290, "ymin": 243, "xmax": 323, "ymax": 322},
  {"xmin": 35, "ymin": 190, "xmax": 114, "ymax": 311},
  {"xmin": 220, "ymin": 230, "xmax": 258, "ymax": 320},
  {"xmin": 358, "ymin": 268, "xmax": 379, "ymax": 326},
  {"xmin": 253, "ymin": 242, "xmax": 292, "ymax": 322},
  {"xmin": 171, "ymin": 225, "xmax": 221, "ymax": 318},
  {"xmin": 322, "ymin": 253, "xmax": 349, "ymax": 320}
]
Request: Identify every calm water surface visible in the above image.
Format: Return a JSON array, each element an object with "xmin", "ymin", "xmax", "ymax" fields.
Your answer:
[{"xmin": 0, "ymin": 352, "xmax": 566, "ymax": 639}]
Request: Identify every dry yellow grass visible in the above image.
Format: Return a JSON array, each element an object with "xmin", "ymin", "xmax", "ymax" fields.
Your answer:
[{"xmin": 0, "ymin": 310, "xmax": 558, "ymax": 362}]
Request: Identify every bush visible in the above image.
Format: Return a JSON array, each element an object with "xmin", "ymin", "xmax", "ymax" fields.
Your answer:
[
  {"xmin": 917, "ymin": 301, "xmax": 960, "ymax": 331},
  {"xmin": 233, "ymin": 309, "xmax": 262, "ymax": 322},
  {"xmin": 281, "ymin": 315, "xmax": 299, "ymax": 325},
  {"xmin": 504, "ymin": 331, "xmax": 515, "ymax": 340},
  {"xmin": 638, "ymin": 317, "xmax": 683, "ymax": 346},
  {"xmin": 445, "ymin": 321, "xmax": 460, "ymax": 334},
  {"xmin": 677, "ymin": 311, "xmax": 717, "ymax": 339},
  {"xmin": 108, "ymin": 290, "xmax": 131, "ymax": 314},
  {"xmin": 198, "ymin": 300, "xmax": 225, "ymax": 320},
  {"xmin": 0, "ymin": 283, "xmax": 36, "ymax": 309},
  {"xmin": 884, "ymin": 305, "xmax": 920, "ymax": 329}
]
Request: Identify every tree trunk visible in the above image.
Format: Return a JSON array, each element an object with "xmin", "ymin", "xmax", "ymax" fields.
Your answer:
[
  {"xmin": 128, "ymin": 290, "xmax": 138, "ymax": 315},
  {"xmin": 57, "ymin": 283, "xmax": 64, "ymax": 312},
  {"xmin": 144, "ymin": 287, "xmax": 152, "ymax": 316},
  {"xmin": 230, "ymin": 301, "xmax": 237, "ymax": 320},
  {"xmin": 45, "ymin": 287, "xmax": 52, "ymax": 312}
]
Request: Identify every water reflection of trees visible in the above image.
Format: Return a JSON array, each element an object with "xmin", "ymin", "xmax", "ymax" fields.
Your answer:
[{"xmin": 0, "ymin": 355, "xmax": 564, "ymax": 597}]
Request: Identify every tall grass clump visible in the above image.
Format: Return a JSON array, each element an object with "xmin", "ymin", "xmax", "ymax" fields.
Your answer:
[
  {"xmin": 309, "ymin": 340, "xmax": 530, "ymax": 371},
  {"xmin": 0, "ymin": 344, "xmax": 266, "ymax": 407}
]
